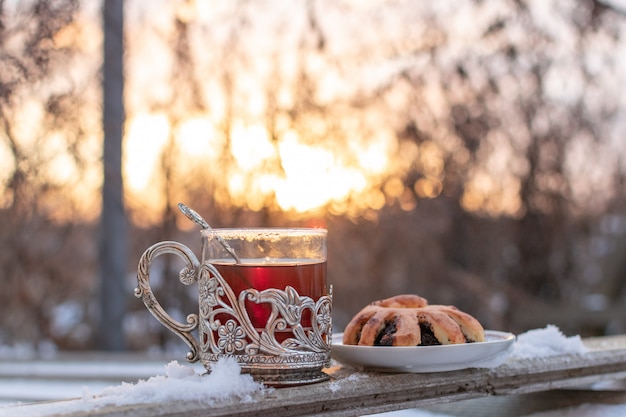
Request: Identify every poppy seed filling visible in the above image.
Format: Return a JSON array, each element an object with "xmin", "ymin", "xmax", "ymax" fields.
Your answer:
[
  {"xmin": 419, "ymin": 322, "xmax": 441, "ymax": 346},
  {"xmin": 374, "ymin": 321, "xmax": 397, "ymax": 346}
]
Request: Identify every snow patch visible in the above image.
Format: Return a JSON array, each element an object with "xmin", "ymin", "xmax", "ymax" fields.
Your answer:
[
  {"xmin": 511, "ymin": 324, "xmax": 588, "ymax": 359},
  {"xmin": 4, "ymin": 357, "xmax": 265, "ymax": 417},
  {"xmin": 91, "ymin": 358, "xmax": 264, "ymax": 405},
  {"xmin": 476, "ymin": 324, "xmax": 588, "ymax": 368}
]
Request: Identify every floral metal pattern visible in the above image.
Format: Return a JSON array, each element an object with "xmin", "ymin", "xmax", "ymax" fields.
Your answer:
[
  {"xmin": 198, "ymin": 262, "xmax": 332, "ymax": 371},
  {"xmin": 217, "ymin": 319, "xmax": 247, "ymax": 353}
]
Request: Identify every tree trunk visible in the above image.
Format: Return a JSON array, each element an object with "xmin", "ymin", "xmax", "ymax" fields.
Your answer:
[{"xmin": 98, "ymin": 0, "xmax": 126, "ymax": 351}]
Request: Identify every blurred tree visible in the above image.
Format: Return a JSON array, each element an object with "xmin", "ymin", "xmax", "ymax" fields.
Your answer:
[
  {"xmin": 0, "ymin": 0, "xmax": 97, "ymax": 348},
  {"xmin": 97, "ymin": 0, "xmax": 127, "ymax": 351},
  {"xmin": 0, "ymin": 0, "xmax": 90, "ymax": 346}
]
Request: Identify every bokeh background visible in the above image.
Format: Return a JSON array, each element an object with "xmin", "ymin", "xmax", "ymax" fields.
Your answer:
[{"xmin": 1, "ymin": 0, "xmax": 626, "ymax": 356}]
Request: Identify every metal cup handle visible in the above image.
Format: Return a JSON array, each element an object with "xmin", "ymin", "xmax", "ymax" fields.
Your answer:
[{"xmin": 135, "ymin": 241, "xmax": 201, "ymax": 362}]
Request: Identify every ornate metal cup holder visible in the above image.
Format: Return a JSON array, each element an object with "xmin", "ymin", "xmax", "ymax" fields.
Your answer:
[{"xmin": 135, "ymin": 241, "xmax": 332, "ymax": 387}]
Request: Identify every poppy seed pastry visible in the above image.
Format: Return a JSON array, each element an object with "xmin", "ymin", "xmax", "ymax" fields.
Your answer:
[{"xmin": 342, "ymin": 294, "xmax": 485, "ymax": 346}]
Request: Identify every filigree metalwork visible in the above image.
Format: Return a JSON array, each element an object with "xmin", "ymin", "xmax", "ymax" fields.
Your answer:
[{"xmin": 198, "ymin": 262, "xmax": 332, "ymax": 373}]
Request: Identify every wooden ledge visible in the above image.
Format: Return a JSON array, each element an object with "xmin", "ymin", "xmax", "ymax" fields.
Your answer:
[{"xmin": 6, "ymin": 335, "xmax": 626, "ymax": 417}]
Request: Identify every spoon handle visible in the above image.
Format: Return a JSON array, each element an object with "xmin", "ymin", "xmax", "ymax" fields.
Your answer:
[
  {"xmin": 177, "ymin": 203, "xmax": 242, "ymax": 264},
  {"xmin": 177, "ymin": 203, "xmax": 209, "ymax": 229}
]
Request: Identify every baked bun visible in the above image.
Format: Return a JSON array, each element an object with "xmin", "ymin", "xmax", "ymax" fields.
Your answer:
[{"xmin": 342, "ymin": 294, "xmax": 485, "ymax": 346}]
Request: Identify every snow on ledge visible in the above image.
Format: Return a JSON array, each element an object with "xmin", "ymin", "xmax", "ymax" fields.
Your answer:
[
  {"xmin": 475, "ymin": 324, "xmax": 589, "ymax": 368},
  {"xmin": 4, "ymin": 357, "xmax": 266, "ymax": 417},
  {"xmin": 0, "ymin": 325, "xmax": 596, "ymax": 416}
]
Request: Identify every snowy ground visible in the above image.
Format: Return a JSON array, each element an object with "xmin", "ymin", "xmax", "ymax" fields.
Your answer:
[
  {"xmin": 1, "ymin": 326, "xmax": 625, "ymax": 416},
  {"xmin": 0, "ymin": 355, "xmax": 201, "ymax": 405}
]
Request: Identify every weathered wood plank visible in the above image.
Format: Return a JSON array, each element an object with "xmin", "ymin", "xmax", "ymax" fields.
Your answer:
[
  {"xmin": 6, "ymin": 335, "xmax": 626, "ymax": 417},
  {"xmin": 424, "ymin": 389, "xmax": 626, "ymax": 417}
]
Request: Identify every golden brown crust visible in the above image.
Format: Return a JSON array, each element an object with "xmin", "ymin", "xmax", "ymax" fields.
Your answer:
[
  {"xmin": 349, "ymin": 307, "xmax": 382, "ymax": 345},
  {"xmin": 372, "ymin": 294, "xmax": 428, "ymax": 308},
  {"xmin": 387, "ymin": 310, "xmax": 422, "ymax": 346},
  {"xmin": 426, "ymin": 305, "xmax": 485, "ymax": 343},
  {"xmin": 342, "ymin": 306, "xmax": 377, "ymax": 345},
  {"xmin": 342, "ymin": 294, "xmax": 485, "ymax": 347},
  {"xmin": 342, "ymin": 294, "xmax": 428, "ymax": 345},
  {"xmin": 417, "ymin": 309, "xmax": 465, "ymax": 345},
  {"xmin": 354, "ymin": 308, "xmax": 422, "ymax": 346}
]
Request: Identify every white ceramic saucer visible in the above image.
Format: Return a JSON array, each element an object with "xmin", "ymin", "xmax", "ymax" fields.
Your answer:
[{"xmin": 331, "ymin": 330, "xmax": 515, "ymax": 372}]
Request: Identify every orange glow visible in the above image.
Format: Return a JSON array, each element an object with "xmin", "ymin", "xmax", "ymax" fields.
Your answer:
[
  {"xmin": 414, "ymin": 177, "xmax": 442, "ymax": 199},
  {"xmin": 123, "ymin": 113, "xmax": 170, "ymax": 216},
  {"xmin": 418, "ymin": 141, "xmax": 444, "ymax": 178},
  {"xmin": 119, "ymin": 110, "xmax": 406, "ymax": 219},
  {"xmin": 383, "ymin": 177, "xmax": 405, "ymax": 199},
  {"xmin": 399, "ymin": 189, "xmax": 417, "ymax": 211},
  {"xmin": 274, "ymin": 132, "xmax": 368, "ymax": 212},
  {"xmin": 461, "ymin": 171, "xmax": 522, "ymax": 217},
  {"xmin": 176, "ymin": 117, "xmax": 223, "ymax": 160},
  {"xmin": 230, "ymin": 124, "xmax": 275, "ymax": 170}
]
